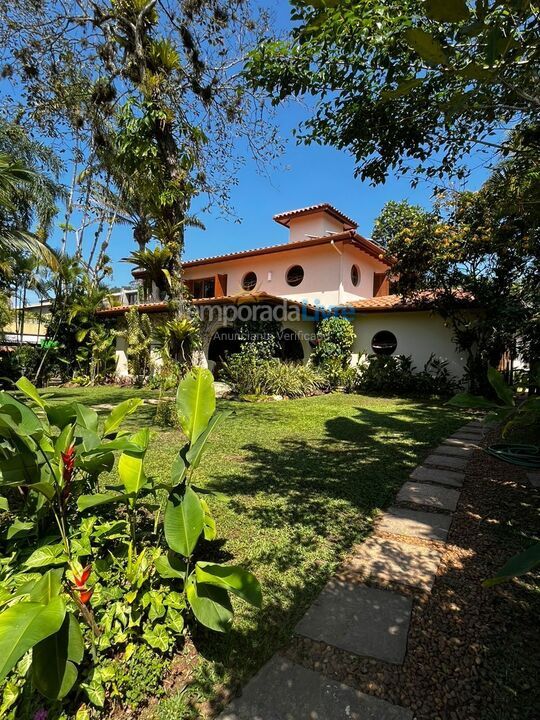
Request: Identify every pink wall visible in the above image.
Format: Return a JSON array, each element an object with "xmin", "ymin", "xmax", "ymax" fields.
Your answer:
[
  {"xmin": 286, "ymin": 212, "xmax": 345, "ymax": 243},
  {"xmin": 184, "ymin": 240, "xmax": 389, "ymax": 307}
]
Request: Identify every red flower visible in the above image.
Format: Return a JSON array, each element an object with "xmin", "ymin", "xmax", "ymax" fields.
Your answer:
[
  {"xmin": 61, "ymin": 445, "xmax": 76, "ymax": 484},
  {"xmin": 73, "ymin": 565, "xmax": 92, "ymax": 588},
  {"xmin": 79, "ymin": 588, "xmax": 93, "ymax": 605}
]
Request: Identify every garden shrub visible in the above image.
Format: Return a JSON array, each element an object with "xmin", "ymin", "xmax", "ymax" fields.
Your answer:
[
  {"xmin": 0, "ymin": 370, "xmax": 261, "ymax": 717},
  {"xmin": 355, "ymin": 353, "xmax": 459, "ymax": 397},
  {"xmin": 220, "ymin": 349, "xmax": 326, "ymax": 398},
  {"xmin": 311, "ymin": 316, "xmax": 356, "ymax": 388}
]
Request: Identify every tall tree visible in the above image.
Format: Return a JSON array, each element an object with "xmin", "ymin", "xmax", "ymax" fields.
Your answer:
[
  {"xmin": 0, "ymin": 0, "xmax": 277, "ymax": 274},
  {"xmin": 247, "ymin": 0, "xmax": 540, "ymax": 184}
]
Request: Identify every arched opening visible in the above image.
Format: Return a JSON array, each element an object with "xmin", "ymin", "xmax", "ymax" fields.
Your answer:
[
  {"xmin": 208, "ymin": 327, "xmax": 242, "ymax": 368},
  {"xmin": 278, "ymin": 327, "xmax": 304, "ymax": 361}
]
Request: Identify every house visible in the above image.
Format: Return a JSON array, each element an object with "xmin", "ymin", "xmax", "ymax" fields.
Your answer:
[{"xmin": 97, "ymin": 203, "xmax": 473, "ymax": 378}]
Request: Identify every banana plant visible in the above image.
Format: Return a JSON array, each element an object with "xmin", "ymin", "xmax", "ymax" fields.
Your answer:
[{"xmin": 158, "ymin": 368, "xmax": 262, "ymax": 631}]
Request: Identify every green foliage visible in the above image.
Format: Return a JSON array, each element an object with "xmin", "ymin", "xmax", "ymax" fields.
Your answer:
[
  {"xmin": 247, "ymin": 0, "xmax": 540, "ymax": 183},
  {"xmin": 372, "ymin": 200, "xmax": 432, "ymax": 249},
  {"xmin": 220, "ymin": 352, "xmax": 326, "ymax": 398},
  {"xmin": 311, "ymin": 316, "xmax": 355, "ymax": 388},
  {"xmin": 0, "ymin": 370, "xmax": 260, "ymax": 715},
  {"xmin": 483, "ymin": 542, "xmax": 540, "ymax": 588},
  {"xmin": 356, "ymin": 353, "xmax": 459, "ymax": 397},
  {"xmin": 448, "ymin": 366, "xmax": 540, "ymax": 437},
  {"xmin": 121, "ymin": 307, "xmax": 153, "ymax": 382}
]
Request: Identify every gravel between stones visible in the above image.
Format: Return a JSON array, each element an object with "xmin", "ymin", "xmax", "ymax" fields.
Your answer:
[{"xmin": 285, "ymin": 429, "xmax": 540, "ymax": 720}]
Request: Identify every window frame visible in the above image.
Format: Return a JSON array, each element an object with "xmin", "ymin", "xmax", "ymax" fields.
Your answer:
[
  {"xmin": 371, "ymin": 330, "xmax": 398, "ymax": 356},
  {"xmin": 286, "ymin": 264, "xmax": 305, "ymax": 287}
]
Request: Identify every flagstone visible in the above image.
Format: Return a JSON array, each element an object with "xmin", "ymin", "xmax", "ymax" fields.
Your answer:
[
  {"xmin": 443, "ymin": 437, "xmax": 480, "ymax": 448},
  {"xmin": 348, "ymin": 536, "xmax": 442, "ymax": 591},
  {"xmin": 424, "ymin": 453, "xmax": 468, "ymax": 470},
  {"xmin": 376, "ymin": 506, "xmax": 452, "ymax": 542},
  {"xmin": 397, "ymin": 482, "xmax": 460, "ymax": 511},
  {"xmin": 410, "ymin": 465, "xmax": 464, "ymax": 488},
  {"xmin": 295, "ymin": 581, "xmax": 412, "ymax": 665},
  {"xmin": 217, "ymin": 656, "xmax": 414, "ymax": 720},
  {"xmin": 434, "ymin": 444, "xmax": 475, "ymax": 458}
]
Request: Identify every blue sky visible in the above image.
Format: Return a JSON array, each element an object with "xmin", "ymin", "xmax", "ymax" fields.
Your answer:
[{"xmin": 107, "ymin": 96, "xmax": 490, "ymax": 287}]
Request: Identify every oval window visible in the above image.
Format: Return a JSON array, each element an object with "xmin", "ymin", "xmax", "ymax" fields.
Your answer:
[
  {"xmin": 371, "ymin": 330, "xmax": 397, "ymax": 356},
  {"xmin": 242, "ymin": 271, "xmax": 257, "ymax": 291},
  {"xmin": 351, "ymin": 264, "xmax": 360, "ymax": 287},
  {"xmin": 286, "ymin": 265, "xmax": 304, "ymax": 287}
]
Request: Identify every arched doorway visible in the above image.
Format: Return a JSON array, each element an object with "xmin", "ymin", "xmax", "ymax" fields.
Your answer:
[
  {"xmin": 208, "ymin": 326, "xmax": 242, "ymax": 369},
  {"xmin": 278, "ymin": 327, "xmax": 304, "ymax": 362}
]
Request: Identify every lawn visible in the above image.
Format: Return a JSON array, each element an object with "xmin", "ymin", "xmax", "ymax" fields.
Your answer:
[{"xmin": 45, "ymin": 387, "xmax": 466, "ymax": 717}]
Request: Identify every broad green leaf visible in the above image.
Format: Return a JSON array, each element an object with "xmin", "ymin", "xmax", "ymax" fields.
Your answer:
[
  {"xmin": 142, "ymin": 624, "xmax": 170, "ymax": 651},
  {"xmin": 83, "ymin": 677, "xmax": 105, "ymax": 708},
  {"xmin": 171, "ymin": 447, "xmax": 187, "ymax": 487},
  {"xmin": 103, "ymin": 398, "xmax": 142, "ymax": 436},
  {"xmin": 424, "ymin": 0, "xmax": 470, "ymax": 23},
  {"xmin": 483, "ymin": 542, "xmax": 540, "ymax": 588},
  {"xmin": 24, "ymin": 543, "xmax": 67, "ymax": 569},
  {"xmin": 154, "ymin": 552, "xmax": 187, "ymax": 579},
  {"xmin": 75, "ymin": 404, "xmax": 99, "ymax": 433},
  {"xmin": 186, "ymin": 574, "xmax": 233, "ymax": 632},
  {"xmin": 0, "ymin": 392, "xmax": 42, "ymax": 436},
  {"xmin": 186, "ymin": 411, "xmax": 229, "ymax": 471},
  {"xmin": 405, "ymin": 28, "xmax": 448, "ymax": 65},
  {"xmin": 77, "ymin": 492, "xmax": 127, "ymax": 511},
  {"xmin": 0, "ymin": 496, "xmax": 8, "ymax": 512},
  {"xmin": 118, "ymin": 428, "xmax": 149, "ymax": 497},
  {"xmin": 0, "ymin": 450, "xmax": 40, "ymax": 485},
  {"xmin": 46, "ymin": 403, "xmax": 77, "ymax": 430},
  {"xmin": 446, "ymin": 392, "xmax": 496, "ymax": 408},
  {"xmin": 176, "ymin": 368, "xmax": 216, "ymax": 443},
  {"xmin": 195, "ymin": 562, "xmax": 262, "ymax": 608},
  {"xmin": 0, "ymin": 596, "xmax": 66, "ymax": 683},
  {"xmin": 487, "ymin": 366, "xmax": 514, "ymax": 407},
  {"xmin": 29, "ymin": 568, "xmax": 64, "ymax": 604},
  {"xmin": 165, "ymin": 607, "xmax": 184, "ymax": 634},
  {"xmin": 55, "ymin": 423, "xmax": 75, "ymax": 455},
  {"xmin": 200, "ymin": 497, "xmax": 216, "ymax": 541},
  {"xmin": 0, "ymin": 680, "xmax": 19, "ymax": 716},
  {"xmin": 164, "ymin": 486, "xmax": 204, "ymax": 557},
  {"xmin": 32, "ymin": 612, "xmax": 83, "ymax": 699},
  {"xmin": 26, "ymin": 480, "xmax": 56, "ymax": 501},
  {"xmin": 82, "ymin": 437, "xmax": 145, "ymax": 456},
  {"xmin": 15, "ymin": 377, "xmax": 46, "ymax": 409},
  {"xmin": 7, "ymin": 519, "xmax": 35, "ymax": 540}
]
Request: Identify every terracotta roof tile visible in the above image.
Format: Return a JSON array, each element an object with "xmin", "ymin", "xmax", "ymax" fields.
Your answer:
[
  {"xmin": 347, "ymin": 291, "xmax": 475, "ymax": 312},
  {"xmin": 95, "ymin": 292, "xmax": 320, "ymax": 317},
  {"xmin": 273, "ymin": 203, "xmax": 358, "ymax": 229},
  {"xmin": 182, "ymin": 230, "xmax": 390, "ymax": 268}
]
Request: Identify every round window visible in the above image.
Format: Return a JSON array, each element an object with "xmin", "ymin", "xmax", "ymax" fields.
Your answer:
[
  {"xmin": 286, "ymin": 265, "xmax": 304, "ymax": 287},
  {"xmin": 351, "ymin": 264, "xmax": 360, "ymax": 287},
  {"xmin": 371, "ymin": 330, "xmax": 397, "ymax": 356},
  {"xmin": 242, "ymin": 271, "xmax": 257, "ymax": 291}
]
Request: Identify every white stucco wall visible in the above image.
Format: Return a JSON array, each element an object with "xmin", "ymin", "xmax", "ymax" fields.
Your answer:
[
  {"xmin": 352, "ymin": 311, "xmax": 467, "ymax": 377},
  {"xmin": 287, "ymin": 212, "xmax": 345, "ymax": 243}
]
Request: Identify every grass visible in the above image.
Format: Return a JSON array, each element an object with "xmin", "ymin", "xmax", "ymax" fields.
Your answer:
[{"xmin": 46, "ymin": 386, "xmax": 467, "ymax": 717}]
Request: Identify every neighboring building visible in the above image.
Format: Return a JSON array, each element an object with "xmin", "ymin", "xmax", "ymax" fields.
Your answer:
[{"xmin": 97, "ymin": 203, "xmax": 474, "ymax": 378}]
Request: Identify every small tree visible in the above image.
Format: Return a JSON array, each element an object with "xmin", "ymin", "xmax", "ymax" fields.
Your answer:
[
  {"xmin": 123, "ymin": 308, "xmax": 153, "ymax": 383},
  {"xmin": 311, "ymin": 316, "xmax": 355, "ymax": 387}
]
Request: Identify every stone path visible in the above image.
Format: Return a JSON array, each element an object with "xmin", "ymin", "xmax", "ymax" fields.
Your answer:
[{"xmin": 217, "ymin": 419, "xmax": 484, "ymax": 719}]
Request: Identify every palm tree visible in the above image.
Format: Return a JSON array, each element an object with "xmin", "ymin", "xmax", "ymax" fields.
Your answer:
[
  {"xmin": 0, "ymin": 153, "xmax": 58, "ymax": 268},
  {"xmin": 123, "ymin": 246, "xmax": 173, "ymax": 300}
]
